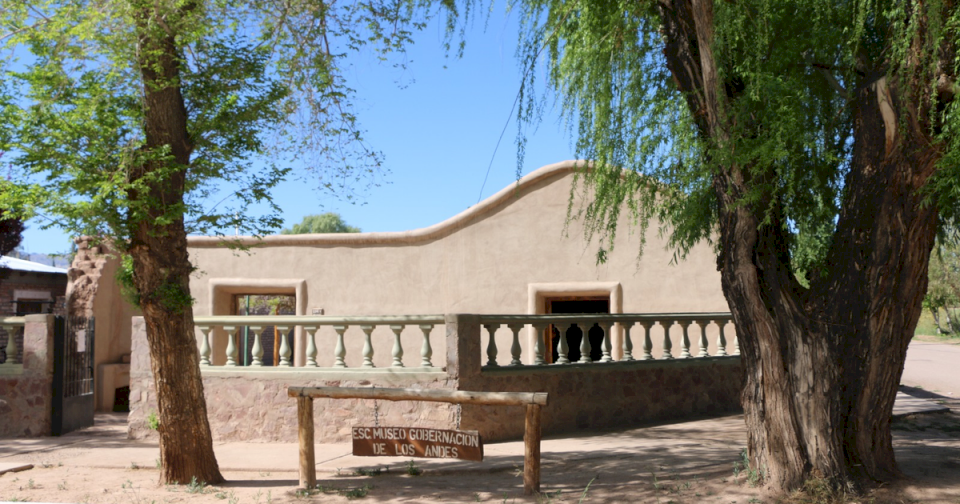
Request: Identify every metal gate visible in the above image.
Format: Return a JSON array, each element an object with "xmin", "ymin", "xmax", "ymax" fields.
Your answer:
[{"xmin": 52, "ymin": 316, "xmax": 95, "ymax": 435}]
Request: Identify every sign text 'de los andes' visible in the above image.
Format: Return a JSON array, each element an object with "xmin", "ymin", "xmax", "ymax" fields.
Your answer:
[{"xmin": 352, "ymin": 426, "xmax": 484, "ymax": 461}]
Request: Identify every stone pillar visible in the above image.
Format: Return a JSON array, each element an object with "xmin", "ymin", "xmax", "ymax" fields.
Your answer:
[
  {"xmin": 445, "ymin": 314, "xmax": 480, "ymax": 387},
  {"xmin": 0, "ymin": 314, "xmax": 55, "ymax": 437},
  {"xmin": 127, "ymin": 316, "xmax": 158, "ymax": 440}
]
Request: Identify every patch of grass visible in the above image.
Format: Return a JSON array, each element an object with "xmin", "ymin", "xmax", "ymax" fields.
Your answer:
[
  {"xmin": 734, "ymin": 449, "xmax": 765, "ymax": 487},
  {"xmin": 342, "ymin": 484, "xmax": 372, "ymax": 499},
  {"xmin": 405, "ymin": 460, "xmax": 422, "ymax": 476},
  {"xmin": 578, "ymin": 475, "xmax": 597, "ymax": 504},
  {"xmin": 186, "ymin": 476, "xmax": 207, "ymax": 494},
  {"xmin": 354, "ymin": 466, "xmax": 384, "ymax": 477},
  {"xmin": 146, "ymin": 411, "xmax": 159, "ymax": 431},
  {"xmin": 777, "ymin": 477, "xmax": 847, "ymax": 504}
]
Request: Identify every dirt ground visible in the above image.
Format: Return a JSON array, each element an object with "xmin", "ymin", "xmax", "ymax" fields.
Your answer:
[{"xmin": 2, "ymin": 398, "xmax": 960, "ymax": 504}]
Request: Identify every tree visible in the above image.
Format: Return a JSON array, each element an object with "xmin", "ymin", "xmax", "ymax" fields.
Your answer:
[
  {"xmin": 281, "ymin": 212, "xmax": 360, "ymax": 234},
  {"xmin": 0, "ymin": 0, "xmax": 451, "ymax": 484},
  {"xmin": 0, "ymin": 209, "xmax": 23, "ymax": 257},
  {"xmin": 511, "ymin": 0, "xmax": 958, "ymax": 493},
  {"xmin": 925, "ymin": 239, "xmax": 960, "ymax": 334}
]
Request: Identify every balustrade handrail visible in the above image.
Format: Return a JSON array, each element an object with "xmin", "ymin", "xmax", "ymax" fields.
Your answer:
[
  {"xmin": 0, "ymin": 317, "xmax": 25, "ymax": 368},
  {"xmin": 476, "ymin": 312, "xmax": 732, "ymax": 324},
  {"xmin": 194, "ymin": 315, "xmax": 445, "ymax": 326}
]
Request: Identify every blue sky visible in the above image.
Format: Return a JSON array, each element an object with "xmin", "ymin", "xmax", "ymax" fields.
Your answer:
[{"xmin": 18, "ymin": 6, "xmax": 576, "ymax": 255}]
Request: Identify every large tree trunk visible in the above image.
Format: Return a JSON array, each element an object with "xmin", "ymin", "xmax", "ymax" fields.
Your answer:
[
  {"xmin": 128, "ymin": 0, "xmax": 223, "ymax": 485},
  {"xmin": 657, "ymin": 0, "xmax": 942, "ymax": 491}
]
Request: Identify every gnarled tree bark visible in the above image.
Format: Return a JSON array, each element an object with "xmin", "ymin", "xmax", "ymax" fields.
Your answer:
[
  {"xmin": 128, "ymin": 0, "xmax": 223, "ymax": 485},
  {"xmin": 656, "ymin": 0, "xmax": 946, "ymax": 491}
]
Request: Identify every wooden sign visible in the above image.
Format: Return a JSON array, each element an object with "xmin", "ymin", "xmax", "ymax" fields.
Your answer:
[{"xmin": 352, "ymin": 426, "xmax": 483, "ymax": 461}]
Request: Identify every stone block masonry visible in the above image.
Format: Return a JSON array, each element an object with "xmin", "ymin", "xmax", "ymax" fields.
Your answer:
[
  {"xmin": 128, "ymin": 314, "xmax": 742, "ymax": 444},
  {"xmin": 0, "ymin": 315, "xmax": 56, "ymax": 437}
]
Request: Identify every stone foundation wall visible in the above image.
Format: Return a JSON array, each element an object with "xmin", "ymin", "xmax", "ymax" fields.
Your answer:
[
  {"xmin": 0, "ymin": 315, "xmax": 56, "ymax": 437},
  {"xmin": 457, "ymin": 358, "xmax": 742, "ymax": 442},
  {"xmin": 128, "ymin": 317, "xmax": 457, "ymax": 443},
  {"xmin": 450, "ymin": 314, "xmax": 742, "ymax": 442},
  {"xmin": 128, "ymin": 314, "xmax": 741, "ymax": 444}
]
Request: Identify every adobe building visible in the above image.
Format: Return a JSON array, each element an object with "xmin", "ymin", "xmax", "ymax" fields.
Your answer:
[{"xmin": 125, "ymin": 160, "xmax": 742, "ymax": 443}]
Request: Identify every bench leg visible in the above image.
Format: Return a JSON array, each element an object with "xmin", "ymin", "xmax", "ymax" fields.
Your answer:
[
  {"xmin": 524, "ymin": 404, "xmax": 541, "ymax": 495},
  {"xmin": 298, "ymin": 396, "xmax": 316, "ymax": 488}
]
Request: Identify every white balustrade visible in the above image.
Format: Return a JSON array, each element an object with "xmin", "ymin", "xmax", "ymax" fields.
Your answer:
[
  {"xmin": 698, "ymin": 322, "xmax": 710, "ymax": 357},
  {"xmin": 198, "ymin": 325, "xmax": 212, "ymax": 366},
  {"xmin": 716, "ymin": 320, "xmax": 728, "ymax": 357},
  {"xmin": 555, "ymin": 323, "xmax": 570, "ymax": 364},
  {"xmin": 640, "ymin": 321, "xmax": 654, "ymax": 360},
  {"xmin": 223, "ymin": 325, "xmax": 239, "ymax": 366},
  {"xmin": 188, "ymin": 313, "xmax": 734, "ymax": 372},
  {"xmin": 483, "ymin": 323, "xmax": 499, "ymax": 367},
  {"xmin": 578, "ymin": 321, "xmax": 593, "ymax": 364},
  {"xmin": 621, "ymin": 322, "xmax": 636, "ymax": 361},
  {"xmin": 476, "ymin": 313, "xmax": 735, "ymax": 367},
  {"xmin": 418, "ymin": 324, "xmax": 434, "ymax": 367},
  {"xmin": 389, "ymin": 325, "xmax": 404, "ymax": 368},
  {"xmin": 304, "ymin": 326, "xmax": 319, "ymax": 367},
  {"xmin": 508, "ymin": 323, "xmax": 524, "ymax": 366},
  {"xmin": 0, "ymin": 320, "xmax": 24, "ymax": 367},
  {"xmin": 360, "ymin": 325, "xmax": 375, "ymax": 368}
]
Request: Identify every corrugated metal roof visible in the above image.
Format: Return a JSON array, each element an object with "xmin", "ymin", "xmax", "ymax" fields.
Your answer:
[{"xmin": 0, "ymin": 255, "xmax": 68, "ymax": 274}]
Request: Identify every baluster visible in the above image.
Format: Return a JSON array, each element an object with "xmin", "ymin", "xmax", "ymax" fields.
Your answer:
[
  {"xmin": 698, "ymin": 321, "xmax": 710, "ymax": 357},
  {"xmin": 483, "ymin": 323, "xmax": 499, "ymax": 367},
  {"xmin": 333, "ymin": 325, "xmax": 348, "ymax": 368},
  {"xmin": 249, "ymin": 325, "xmax": 264, "ymax": 366},
  {"xmin": 361, "ymin": 325, "xmax": 375, "ymax": 368},
  {"xmin": 223, "ymin": 325, "xmax": 239, "ymax": 366},
  {"xmin": 598, "ymin": 321, "xmax": 613, "ymax": 362},
  {"xmin": 531, "ymin": 323, "xmax": 547, "ymax": 365},
  {"xmin": 659, "ymin": 320, "xmax": 674, "ymax": 359},
  {"xmin": 390, "ymin": 324, "xmax": 405, "ymax": 367},
  {"xmin": 418, "ymin": 324, "xmax": 434, "ymax": 367},
  {"xmin": 277, "ymin": 326, "xmax": 292, "ymax": 366},
  {"xmin": 733, "ymin": 329, "xmax": 741, "ymax": 355},
  {"xmin": 198, "ymin": 325, "xmax": 212, "ymax": 366},
  {"xmin": 508, "ymin": 323, "xmax": 524, "ymax": 366},
  {"xmin": 678, "ymin": 321, "xmax": 692, "ymax": 358},
  {"xmin": 640, "ymin": 321, "xmax": 654, "ymax": 360},
  {"xmin": 578, "ymin": 321, "xmax": 593, "ymax": 363},
  {"xmin": 621, "ymin": 321, "xmax": 636, "ymax": 361},
  {"xmin": 2, "ymin": 326, "xmax": 17, "ymax": 365},
  {"xmin": 555, "ymin": 323, "xmax": 570, "ymax": 364},
  {"xmin": 716, "ymin": 320, "xmax": 728, "ymax": 356},
  {"xmin": 304, "ymin": 326, "xmax": 319, "ymax": 367}
]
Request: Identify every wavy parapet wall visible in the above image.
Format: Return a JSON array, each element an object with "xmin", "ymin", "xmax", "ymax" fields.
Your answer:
[{"xmin": 188, "ymin": 160, "xmax": 590, "ymax": 248}]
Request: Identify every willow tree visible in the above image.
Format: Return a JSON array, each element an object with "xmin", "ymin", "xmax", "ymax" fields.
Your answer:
[
  {"xmin": 512, "ymin": 0, "xmax": 959, "ymax": 492},
  {"xmin": 0, "ymin": 0, "xmax": 449, "ymax": 484}
]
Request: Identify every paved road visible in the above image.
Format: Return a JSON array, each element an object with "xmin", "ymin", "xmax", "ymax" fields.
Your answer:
[{"xmin": 902, "ymin": 340, "xmax": 960, "ymax": 396}]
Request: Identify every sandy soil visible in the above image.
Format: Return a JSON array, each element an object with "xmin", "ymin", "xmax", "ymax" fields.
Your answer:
[{"xmin": 2, "ymin": 403, "xmax": 960, "ymax": 504}]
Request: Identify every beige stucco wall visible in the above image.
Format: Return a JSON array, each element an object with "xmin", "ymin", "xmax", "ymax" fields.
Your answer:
[{"xmin": 187, "ymin": 160, "xmax": 730, "ymax": 368}]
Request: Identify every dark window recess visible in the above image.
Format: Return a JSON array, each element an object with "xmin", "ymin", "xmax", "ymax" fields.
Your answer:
[
  {"xmin": 15, "ymin": 299, "xmax": 51, "ymax": 316},
  {"xmin": 548, "ymin": 299, "xmax": 610, "ymax": 363}
]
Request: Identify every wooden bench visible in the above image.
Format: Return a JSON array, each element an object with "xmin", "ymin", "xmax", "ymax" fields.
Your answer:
[{"xmin": 288, "ymin": 386, "xmax": 549, "ymax": 495}]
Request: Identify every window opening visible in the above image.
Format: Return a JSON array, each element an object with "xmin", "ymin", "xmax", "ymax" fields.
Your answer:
[
  {"xmin": 546, "ymin": 297, "xmax": 610, "ymax": 363},
  {"xmin": 233, "ymin": 294, "xmax": 296, "ymax": 366}
]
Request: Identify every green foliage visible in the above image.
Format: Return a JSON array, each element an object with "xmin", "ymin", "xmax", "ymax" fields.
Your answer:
[
  {"xmin": 924, "ymin": 237, "xmax": 960, "ymax": 333},
  {"xmin": 281, "ymin": 212, "xmax": 361, "ymax": 234},
  {"xmin": 116, "ymin": 254, "xmax": 140, "ymax": 308},
  {"xmin": 146, "ymin": 411, "xmax": 159, "ymax": 431},
  {"xmin": 0, "ymin": 0, "xmax": 456, "ymax": 247},
  {"xmin": 0, "ymin": 209, "xmax": 24, "ymax": 257},
  {"xmin": 511, "ymin": 0, "xmax": 960, "ymax": 270}
]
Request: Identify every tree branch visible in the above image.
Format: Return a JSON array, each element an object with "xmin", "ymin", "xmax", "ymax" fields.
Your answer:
[{"xmin": 803, "ymin": 51, "xmax": 849, "ymax": 100}]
